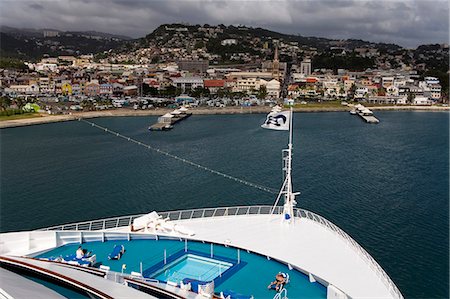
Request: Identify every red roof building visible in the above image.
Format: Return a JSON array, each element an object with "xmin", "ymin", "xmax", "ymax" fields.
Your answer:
[
  {"xmin": 203, "ymin": 80, "xmax": 225, "ymax": 88},
  {"xmin": 204, "ymin": 79, "xmax": 225, "ymax": 94}
]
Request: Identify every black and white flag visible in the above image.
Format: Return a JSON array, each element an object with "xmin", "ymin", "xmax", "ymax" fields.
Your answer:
[{"xmin": 261, "ymin": 111, "xmax": 290, "ymax": 131}]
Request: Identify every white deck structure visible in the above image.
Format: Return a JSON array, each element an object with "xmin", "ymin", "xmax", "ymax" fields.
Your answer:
[{"xmin": 0, "ymin": 267, "xmax": 65, "ymax": 299}]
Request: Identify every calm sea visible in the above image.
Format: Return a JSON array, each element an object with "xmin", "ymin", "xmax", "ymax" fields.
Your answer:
[{"xmin": 1, "ymin": 111, "xmax": 448, "ymax": 298}]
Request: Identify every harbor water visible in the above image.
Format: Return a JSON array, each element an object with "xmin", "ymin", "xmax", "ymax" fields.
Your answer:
[{"xmin": 1, "ymin": 111, "xmax": 448, "ymax": 298}]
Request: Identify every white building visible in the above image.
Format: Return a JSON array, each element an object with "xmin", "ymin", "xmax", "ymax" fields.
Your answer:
[
  {"xmin": 386, "ymin": 85, "xmax": 399, "ymax": 96},
  {"xmin": 300, "ymin": 58, "xmax": 312, "ymax": 76},
  {"xmin": 355, "ymin": 87, "xmax": 369, "ymax": 98},
  {"xmin": 381, "ymin": 77, "xmax": 394, "ymax": 88},
  {"xmin": 265, "ymin": 79, "xmax": 281, "ymax": 98},
  {"xmin": 291, "ymin": 73, "xmax": 306, "ymax": 83},
  {"xmin": 429, "ymin": 84, "xmax": 442, "ymax": 100},
  {"xmin": 413, "ymin": 96, "xmax": 432, "ymax": 105},
  {"xmin": 221, "ymin": 39, "xmax": 238, "ymax": 46},
  {"xmin": 234, "ymin": 78, "xmax": 266, "ymax": 93},
  {"xmin": 38, "ymin": 77, "xmax": 55, "ymax": 93},
  {"xmin": 35, "ymin": 63, "xmax": 58, "ymax": 72},
  {"xmin": 171, "ymin": 77, "xmax": 204, "ymax": 92},
  {"xmin": 8, "ymin": 84, "xmax": 40, "ymax": 94},
  {"xmin": 424, "ymin": 76, "xmax": 440, "ymax": 85}
]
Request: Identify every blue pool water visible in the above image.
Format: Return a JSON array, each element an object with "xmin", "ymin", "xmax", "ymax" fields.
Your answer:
[
  {"xmin": 36, "ymin": 239, "xmax": 327, "ymax": 298},
  {"xmin": 153, "ymin": 254, "xmax": 232, "ymax": 282}
]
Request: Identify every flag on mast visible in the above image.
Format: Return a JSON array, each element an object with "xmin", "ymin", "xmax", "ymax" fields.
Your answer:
[{"xmin": 261, "ymin": 110, "xmax": 290, "ymax": 131}]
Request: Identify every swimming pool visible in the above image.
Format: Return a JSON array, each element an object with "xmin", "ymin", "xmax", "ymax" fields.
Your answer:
[
  {"xmin": 152, "ymin": 254, "xmax": 232, "ymax": 282},
  {"xmin": 35, "ymin": 238, "xmax": 327, "ymax": 298}
]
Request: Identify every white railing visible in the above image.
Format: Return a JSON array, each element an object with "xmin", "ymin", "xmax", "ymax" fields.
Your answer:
[
  {"xmin": 295, "ymin": 209, "xmax": 403, "ymax": 299},
  {"xmin": 37, "ymin": 205, "xmax": 403, "ymax": 299},
  {"xmin": 273, "ymin": 288, "xmax": 288, "ymax": 299}
]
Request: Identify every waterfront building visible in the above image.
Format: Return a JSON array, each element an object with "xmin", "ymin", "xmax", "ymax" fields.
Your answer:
[
  {"xmin": 203, "ymin": 79, "xmax": 225, "ymax": 94},
  {"xmin": 386, "ymin": 85, "xmax": 399, "ymax": 96},
  {"xmin": 226, "ymin": 71, "xmax": 273, "ymax": 81},
  {"xmin": 429, "ymin": 84, "xmax": 442, "ymax": 100},
  {"xmin": 413, "ymin": 96, "xmax": 433, "ymax": 105},
  {"xmin": 234, "ymin": 78, "xmax": 266, "ymax": 93},
  {"xmin": 7, "ymin": 84, "xmax": 39, "ymax": 94},
  {"xmin": 171, "ymin": 77, "xmax": 204, "ymax": 93},
  {"xmin": 112, "ymin": 83, "xmax": 124, "ymax": 95},
  {"xmin": 99, "ymin": 84, "xmax": 113, "ymax": 95},
  {"xmin": 123, "ymin": 85, "xmax": 138, "ymax": 96},
  {"xmin": 84, "ymin": 82, "xmax": 100, "ymax": 96}
]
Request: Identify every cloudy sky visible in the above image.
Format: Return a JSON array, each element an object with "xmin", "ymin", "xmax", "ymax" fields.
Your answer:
[{"xmin": 1, "ymin": 0, "xmax": 448, "ymax": 48}]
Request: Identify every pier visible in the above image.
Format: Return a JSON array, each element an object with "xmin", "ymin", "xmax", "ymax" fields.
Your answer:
[
  {"xmin": 149, "ymin": 107, "xmax": 192, "ymax": 131},
  {"xmin": 351, "ymin": 104, "xmax": 380, "ymax": 124}
]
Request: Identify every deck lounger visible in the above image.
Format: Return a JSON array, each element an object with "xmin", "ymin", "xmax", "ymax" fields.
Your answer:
[
  {"xmin": 108, "ymin": 245, "xmax": 125, "ymax": 260},
  {"xmin": 182, "ymin": 278, "xmax": 209, "ymax": 293},
  {"xmin": 130, "ymin": 271, "xmax": 143, "ymax": 280},
  {"xmin": 159, "ymin": 221, "xmax": 175, "ymax": 232},
  {"xmin": 99, "ymin": 265, "xmax": 110, "ymax": 272},
  {"xmin": 174, "ymin": 224, "xmax": 195, "ymax": 236},
  {"xmin": 61, "ymin": 253, "xmax": 95, "ymax": 267},
  {"xmin": 180, "ymin": 281, "xmax": 191, "ymax": 291},
  {"xmin": 132, "ymin": 211, "xmax": 162, "ymax": 231},
  {"xmin": 220, "ymin": 290, "xmax": 253, "ymax": 299}
]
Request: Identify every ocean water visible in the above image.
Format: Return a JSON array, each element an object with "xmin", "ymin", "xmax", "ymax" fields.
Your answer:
[{"xmin": 1, "ymin": 111, "xmax": 448, "ymax": 298}]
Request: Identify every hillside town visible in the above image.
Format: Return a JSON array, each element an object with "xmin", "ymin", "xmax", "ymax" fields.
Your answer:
[{"xmin": 0, "ymin": 24, "xmax": 448, "ymax": 115}]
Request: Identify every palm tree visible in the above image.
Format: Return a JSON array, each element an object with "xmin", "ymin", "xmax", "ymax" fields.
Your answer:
[{"xmin": 0, "ymin": 96, "xmax": 11, "ymax": 111}]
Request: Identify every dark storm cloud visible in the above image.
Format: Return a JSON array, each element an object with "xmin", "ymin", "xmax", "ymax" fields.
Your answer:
[{"xmin": 0, "ymin": 0, "xmax": 448, "ymax": 47}]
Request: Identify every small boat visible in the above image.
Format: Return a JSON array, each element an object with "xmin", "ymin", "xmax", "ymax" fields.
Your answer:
[{"xmin": 349, "ymin": 109, "xmax": 357, "ymax": 115}]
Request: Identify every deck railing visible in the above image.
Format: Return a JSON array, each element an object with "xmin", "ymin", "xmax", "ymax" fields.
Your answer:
[{"xmin": 37, "ymin": 205, "xmax": 403, "ymax": 299}]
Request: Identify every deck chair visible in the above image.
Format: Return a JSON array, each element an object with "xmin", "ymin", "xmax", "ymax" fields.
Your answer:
[{"xmin": 108, "ymin": 245, "xmax": 125, "ymax": 260}]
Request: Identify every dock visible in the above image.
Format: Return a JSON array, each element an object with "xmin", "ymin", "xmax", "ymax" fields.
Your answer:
[
  {"xmin": 149, "ymin": 107, "xmax": 192, "ymax": 131},
  {"xmin": 351, "ymin": 104, "xmax": 379, "ymax": 124},
  {"xmin": 357, "ymin": 112, "xmax": 379, "ymax": 124}
]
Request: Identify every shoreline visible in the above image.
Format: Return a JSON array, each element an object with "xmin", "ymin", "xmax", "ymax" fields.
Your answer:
[{"xmin": 0, "ymin": 105, "xmax": 448, "ymax": 129}]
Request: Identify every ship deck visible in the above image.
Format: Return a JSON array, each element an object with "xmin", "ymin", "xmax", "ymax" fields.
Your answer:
[
  {"xmin": 1, "ymin": 206, "xmax": 402, "ymax": 299},
  {"xmin": 165, "ymin": 214, "xmax": 396, "ymax": 298}
]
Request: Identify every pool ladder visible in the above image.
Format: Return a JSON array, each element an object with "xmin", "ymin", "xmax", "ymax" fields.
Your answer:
[{"xmin": 273, "ymin": 288, "xmax": 288, "ymax": 299}]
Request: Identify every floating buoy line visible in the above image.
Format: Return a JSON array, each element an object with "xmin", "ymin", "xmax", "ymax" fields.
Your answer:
[{"xmin": 79, "ymin": 118, "xmax": 278, "ymax": 195}]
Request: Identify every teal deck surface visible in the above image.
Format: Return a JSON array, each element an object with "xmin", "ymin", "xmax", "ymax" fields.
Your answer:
[{"xmin": 36, "ymin": 239, "xmax": 327, "ymax": 298}]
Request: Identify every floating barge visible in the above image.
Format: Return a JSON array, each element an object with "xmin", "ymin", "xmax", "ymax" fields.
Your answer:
[{"xmin": 149, "ymin": 107, "xmax": 192, "ymax": 131}]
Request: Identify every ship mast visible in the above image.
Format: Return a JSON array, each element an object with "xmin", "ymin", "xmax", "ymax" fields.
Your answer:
[{"xmin": 270, "ymin": 107, "xmax": 298, "ymax": 223}]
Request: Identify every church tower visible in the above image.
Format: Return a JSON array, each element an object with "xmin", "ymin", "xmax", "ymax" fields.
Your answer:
[{"xmin": 272, "ymin": 45, "xmax": 280, "ymax": 81}]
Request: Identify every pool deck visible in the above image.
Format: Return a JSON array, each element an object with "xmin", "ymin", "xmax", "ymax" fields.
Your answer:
[{"xmin": 114, "ymin": 214, "xmax": 396, "ymax": 298}]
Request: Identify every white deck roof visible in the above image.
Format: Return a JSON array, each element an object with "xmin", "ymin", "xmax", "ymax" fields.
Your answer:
[
  {"xmin": 167, "ymin": 214, "xmax": 395, "ymax": 299},
  {"xmin": 1, "ymin": 256, "xmax": 157, "ymax": 299},
  {"xmin": 0, "ymin": 267, "xmax": 65, "ymax": 299}
]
